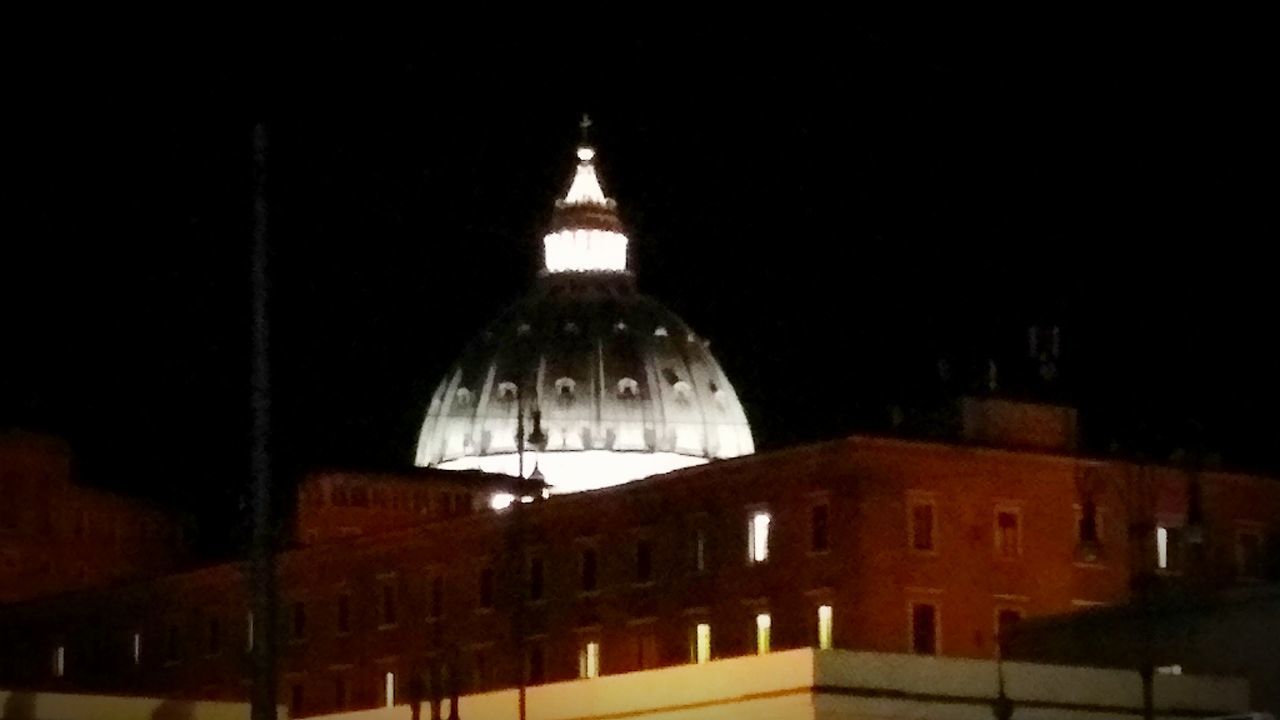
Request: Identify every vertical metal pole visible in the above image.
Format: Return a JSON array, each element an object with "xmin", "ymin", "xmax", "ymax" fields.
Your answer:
[{"xmin": 249, "ymin": 123, "xmax": 279, "ymax": 720}]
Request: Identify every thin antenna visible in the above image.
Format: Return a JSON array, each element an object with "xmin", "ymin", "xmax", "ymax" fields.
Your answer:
[{"xmin": 248, "ymin": 123, "xmax": 279, "ymax": 720}]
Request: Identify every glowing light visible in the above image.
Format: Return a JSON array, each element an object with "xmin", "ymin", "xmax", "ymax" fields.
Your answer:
[
  {"xmin": 694, "ymin": 623, "xmax": 712, "ymax": 664},
  {"xmin": 543, "ymin": 229, "xmax": 629, "ymax": 273},
  {"xmin": 818, "ymin": 606, "xmax": 833, "ymax": 650},
  {"xmin": 1156, "ymin": 526, "xmax": 1169, "ymax": 569},
  {"xmin": 755, "ymin": 613, "xmax": 772, "ymax": 655},
  {"xmin": 490, "ymin": 493, "xmax": 516, "ymax": 511},
  {"xmin": 437, "ymin": 450, "xmax": 710, "ymax": 494},
  {"xmin": 749, "ymin": 511, "xmax": 771, "ymax": 563},
  {"xmin": 385, "ymin": 671, "xmax": 395, "ymax": 707},
  {"xmin": 564, "ymin": 153, "xmax": 607, "ymax": 204},
  {"xmin": 578, "ymin": 641, "xmax": 600, "ymax": 679},
  {"xmin": 53, "ymin": 645, "xmax": 65, "ymax": 677}
]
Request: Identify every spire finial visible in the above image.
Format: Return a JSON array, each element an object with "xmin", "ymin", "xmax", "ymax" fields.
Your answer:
[{"xmin": 579, "ymin": 113, "xmax": 593, "ymax": 144}]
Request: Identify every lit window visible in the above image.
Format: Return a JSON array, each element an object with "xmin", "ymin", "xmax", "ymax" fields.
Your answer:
[
  {"xmin": 817, "ymin": 605, "xmax": 834, "ymax": 650},
  {"xmin": 654, "ymin": 326, "xmax": 668, "ymax": 337},
  {"xmin": 995, "ymin": 509, "xmax": 1021, "ymax": 559},
  {"xmin": 1156, "ymin": 525, "xmax": 1183, "ymax": 571},
  {"xmin": 692, "ymin": 623, "xmax": 712, "ymax": 664},
  {"xmin": 617, "ymin": 378, "xmax": 639, "ymax": 399},
  {"xmin": 384, "ymin": 671, "xmax": 395, "ymax": 707},
  {"xmin": 454, "ymin": 388, "xmax": 472, "ymax": 407},
  {"xmin": 1156, "ymin": 664, "xmax": 1183, "ymax": 675},
  {"xmin": 578, "ymin": 640, "xmax": 601, "ymax": 679},
  {"xmin": 755, "ymin": 613, "xmax": 772, "ymax": 655},
  {"xmin": 556, "ymin": 377, "xmax": 576, "ymax": 400},
  {"xmin": 498, "ymin": 382, "xmax": 518, "ymax": 402},
  {"xmin": 132, "ymin": 632, "xmax": 141, "ymax": 665},
  {"xmin": 672, "ymin": 381, "xmax": 693, "ymax": 403},
  {"xmin": 811, "ymin": 503, "xmax": 830, "ymax": 553},
  {"xmin": 52, "ymin": 645, "xmax": 65, "ymax": 677},
  {"xmin": 910, "ymin": 500, "xmax": 935, "ymax": 552},
  {"xmin": 748, "ymin": 510, "xmax": 771, "ymax": 563},
  {"xmin": 911, "ymin": 603, "xmax": 938, "ymax": 655}
]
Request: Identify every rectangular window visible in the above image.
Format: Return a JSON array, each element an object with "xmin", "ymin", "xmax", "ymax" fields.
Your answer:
[
  {"xmin": 636, "ymin": 539, "xmax": 653, "ymax": 583},
  {"xmin": 381, "ymin": 584, "xmax": 398, "ymax": 626},
  {"xmin": 337, "ymin": 594, "xmax": 351, "ymax": 634},
  {"xmin": 166, "ymin": 624, "xmax": 181, "ymax": 662},
  {"xmin": 1237, "ymin": 528, "xmax": 1264, "ymax": 578},
  {"xmin": 290, "ymin": 684, "xmax": 304, "ymax": 717},
  {"xmin": 526, "ymin": 642, "xmax": 546, "ymax": 684},
  {"xmin": 246, "ymin": 611, "xmax": 254, "ymax": 652},
  {"xmin": 755, "ymin": 613, "xmax": 771, "ymax": 655},
  {"xmin": 429, "ymin": 575, "xmax": 444, "ymax": 619},
  {"xmin": 1156, "ymin": 525, "xmax": 1183, "ymax": 571},
  {"xmin": 52, "ymin": 645, "xmax": 65, "ymax": 677},
  {"xmin": 635, "ymin": 629, "xmax": 659, "ymax": 670},
  {"xmin": 132, "ymin": 632, "xmax": 141, "ymax": 665},
  {"xmin": 692, "ymin": 623, "xmax": 712, "ymax": 664},
  {"xmin": 811, "ymin": 503, "xmax": 830, "ymax": 552},
  {"xmin": 578, "ymin": 640, "xmax": 601, "ymax": 679},
  {"xmin": 694, "ymin": 528, "xmax": 707, "ymax": 573},
  {"xmin": 580, "ymin": 547, "xmax": 598, "ymax": 593},
  {"xmin": 472, "ymin": 647, "xmax": 490, "ymax": 689},
  {"xmin": 817, "ymin": 605, "xmax": 834, "ymax": 650},
  {"xmin": 478, "ymin": 567, "xmax": 495, "ymax": 609},
  {"xmin": 996, "ymin": 608, "xmax": 1022, "ymax": 648},
  {"xmin": 292, "ymin": 601, "xmax": 307, "ymax": 640},
  {"xmin": 995, "ymin": 509, "xmax": 1021, "ymax": 559},
  {"xmin": 529, "ymin": 557, "xmax": 545, "ymax": 601},
  {"xmin": 911, "ymin": 603, "xmax": 938, "ymax": 655},
  {"xmin": 910, "ymin": 501, "xmax": 935, "ymax": 552},
  {"xmin": 384, "ymin": 671, "xmax": 395, "ymax": 707},
  {"xmin": 334, "ymin": 676, "xmax": 347, "ymax": 710},
  {"xmin": 748, "ymin": 510, "xmax": 771, "ymax": 563},
  {"xmin": 206, "ymin": 616, "xmax": 221, "ymax": 656}
]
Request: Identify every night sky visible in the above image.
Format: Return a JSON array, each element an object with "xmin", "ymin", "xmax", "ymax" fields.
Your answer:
[{"xmin": 4, "ymin": 27, "xmax": 1275, "ymax": 554}]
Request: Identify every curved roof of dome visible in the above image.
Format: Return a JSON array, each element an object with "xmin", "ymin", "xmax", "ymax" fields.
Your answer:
[
  {"xmin": 415, "ymin": 275, "xmax": 754, "ymax": 467},
  {"xmin": 415, "ymin": 124, "xmax": 754, "ymax": 478}
]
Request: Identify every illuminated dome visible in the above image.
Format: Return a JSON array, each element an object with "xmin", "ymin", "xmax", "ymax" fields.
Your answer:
[{"xmin": 414, "ymin": 127, "xmax": 754, "ymax": 493}]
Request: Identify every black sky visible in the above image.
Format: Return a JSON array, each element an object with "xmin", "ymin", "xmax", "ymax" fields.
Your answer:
[{"xmin": 4, "ymin": 25, "xmax": 1276, "ymax": 552}]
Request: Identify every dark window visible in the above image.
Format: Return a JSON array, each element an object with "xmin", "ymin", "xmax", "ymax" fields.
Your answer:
[
  {"xmin": 479, "ymin": 567, "xmax": 494, "ymax": 609},
  {"xmin": 693, "ymin": 528, "xmax": 707, "ymax": 573},
  {"xmin": 292, "ymin": 601, "xmax": 307, "ymax": 640},
  {"xmin": 911, "ymin": 604, "xmax": 937, "ymax": 655},
  {"xmin": 381, "ymin": 585, "xmax": 397, "ymax": 626},
  {"xmin": 996, "ymin": 609, "xmax": 1022, "ymax": 648},
  {"xmin": 911, "ymin": 504, "xmax": 935, "ymax": 551},
  {"xmin": 429, "ymin": 575, "xmax": 444, "ymax": 619},
  {"xmin": 1239, "ymin": 530, "xmax": 1264, "ymax": 578},
  {"xmin": 291, "ymin": 684, "xmax": 304, "ymax": 716},
  {"xmin": 527, "ymin": 642, "xmax": 545, "ymax": 684},
  {"xmin": 206, "ymin": 617, "xmax": 221, "ymax": 656},
  {"xmin": 337, "ymin": 594, "xmax": 351, "ymax": 633},
  {"xmin": 529, "ymin": 557, "xmax": 544, "ymax": 601},
  {"xmin": 473, "ymin": 648, "xmax": 489, "ymax": 690},
  {"xmin": 636, "ymin": 539, "xmax": 653, "ymax": 583},
  {"xmin": 166, "ymin": 624, "xmax": 181, "ymax": 662},
  {"xmin": 996, "ymin": 511, "xmax": 1020, "ymax": 558},
  {"xmin": 811, "ymin": 503, "xmax": 830, "ymax": 552},
  {"xmin": 581, "ymin": 547, "xmax": 598, "ymax": 592},
  {"xmin": 334, "ymin": 677, "xmax": 346, "ymax": 710},
  {"xmin": 635, "ymin": 630, "xmax": 659, "ymax": 670}
]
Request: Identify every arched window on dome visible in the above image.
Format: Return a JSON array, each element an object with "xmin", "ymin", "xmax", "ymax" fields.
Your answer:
[
  {"xmin": 497, "ymin": 382, "xmax": 518, "ymax": 403},
  {"xmin": 454, "ymin": 388, "xmax": 472, "ymax": 407},
  {"xmin": 616, "ymin": 378, "xmax": 639, "ymax": 400},
  {"xmin": 673, "ymin": 381, "xmax": 693, "ymax": 404},
  {"xmin": 654, "ymin": 326, "xmax": 669, "ymax": 337},
  {"xmin": 555, "ymin": 377, "xmax": 576, "ymax": 404}
]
